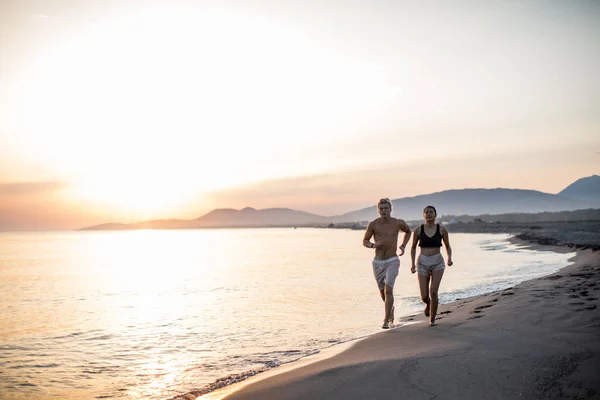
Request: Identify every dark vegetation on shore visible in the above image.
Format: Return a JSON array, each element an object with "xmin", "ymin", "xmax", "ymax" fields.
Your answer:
[
  {"xmin": 422, "ymin": 209, "xmax": 600, "ymax": 251},
  {"xmin": 437, "ymin": 208, "xmax": 600, "ymax": 224},
  {"xmin": 449, "ymin": 221, "xmax": 600, "ymax": 251}
]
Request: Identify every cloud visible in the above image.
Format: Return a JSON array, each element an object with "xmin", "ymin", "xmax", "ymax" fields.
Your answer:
[
  {"xmin": 0, "ymin": 181, "xmax": 111, "ymax": 230},
  {"xmin": 0, "ymin": 181, "xmax": 65, "ymax": 196}
]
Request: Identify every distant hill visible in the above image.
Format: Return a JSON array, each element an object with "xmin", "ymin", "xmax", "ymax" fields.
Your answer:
[
  {"xmin": 331, "ymin": 188, "xmax": 598, "ymax": 223},
  {"xmin": 558, "ymin": 175, "xmax": 600, "ymax": 202},
  {"xmin": 81, "ymin": 207, "xmax": 328, "ymax": 230},
  {"xmin": 194, "ymin": 207, "xmax": 328, "ymax": 227}
]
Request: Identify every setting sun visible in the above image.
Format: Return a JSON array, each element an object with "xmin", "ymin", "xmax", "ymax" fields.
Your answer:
[{"xmin": 6, "ymin": 5, "xmax": 396, "ymax": 215}]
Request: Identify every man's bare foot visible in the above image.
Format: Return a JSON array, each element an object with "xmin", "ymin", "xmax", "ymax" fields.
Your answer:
[{"xmin": 382, "ymin": 320, "xmax": 390, "ymax": 329}]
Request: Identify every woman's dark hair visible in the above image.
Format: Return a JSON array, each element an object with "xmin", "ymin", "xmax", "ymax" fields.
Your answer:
[{"xmin": 423, "ymin": 205, "xmax": 437, "ymax": 216}]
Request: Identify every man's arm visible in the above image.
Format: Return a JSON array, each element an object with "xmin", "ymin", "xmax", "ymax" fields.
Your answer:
[
  {"xmin": 441, "ymin": 226, "xmax": 453, "ymax": 266},
  {"xmin": 397, "ymin": 219, "xmax": 411, "ymax": 256},
  {"xmin": 363, "ymin": 221, "xmax": 376, "ymax": 249},
  {"xmin": 410, "ymin": 226, "xmax": 420, "ymax": 273}
]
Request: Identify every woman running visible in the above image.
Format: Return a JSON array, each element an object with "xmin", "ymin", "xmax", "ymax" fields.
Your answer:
[{"xmin": 410, "ymin": 205, "xmax": 453, "ymax": 326}]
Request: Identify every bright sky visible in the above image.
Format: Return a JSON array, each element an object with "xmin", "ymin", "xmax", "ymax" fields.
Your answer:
[{"xmin": 1, "ymin": 0, "xmax": 599, "ymax": 229}]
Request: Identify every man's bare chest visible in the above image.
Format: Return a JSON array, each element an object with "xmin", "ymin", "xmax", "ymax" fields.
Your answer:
[{"xmin": 374, "ymin": 224, "xmax": 398, "ymax": 237}]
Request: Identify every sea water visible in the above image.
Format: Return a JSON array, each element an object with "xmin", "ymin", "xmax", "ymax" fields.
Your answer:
[{"xmin": 0, "ymin": 229, "xmax": 575, "ymax": 399}]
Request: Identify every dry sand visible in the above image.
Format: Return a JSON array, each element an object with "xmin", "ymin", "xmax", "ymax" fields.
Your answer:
[{"xmin": 200, "ymin": 243, "xmax": 600, "ymax": 400}]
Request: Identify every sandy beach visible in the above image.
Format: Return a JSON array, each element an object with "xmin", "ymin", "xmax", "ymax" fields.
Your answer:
[{"xmin": 197, "ymin": 239, "xmax": 600, "ymax": 400}]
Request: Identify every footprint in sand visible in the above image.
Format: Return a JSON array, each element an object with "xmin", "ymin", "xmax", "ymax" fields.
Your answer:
[
  {"xmin": 544, "ymin": 275, "xmax": 563, "ymax": 281},
  {"xmin": 570, "ymin": 272, "xmax": 594, "ymax": 279},
  {"xmin": 575, "ymin": 304, "xmax": 597, "ymax": 312},
  {"xmin": 469, "ymin": 303, "xmax": 496, "ymax": 318}
]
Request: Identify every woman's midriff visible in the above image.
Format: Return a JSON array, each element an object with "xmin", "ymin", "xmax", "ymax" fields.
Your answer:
[{"xmin": 420, "ymin": 247, "xmax": 441, "ymax": 257}]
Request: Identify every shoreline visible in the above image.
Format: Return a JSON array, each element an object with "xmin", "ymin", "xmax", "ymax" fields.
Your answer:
[{"xmin": 191, "ymin": 236, "xmax": 599, "ymax": 400}]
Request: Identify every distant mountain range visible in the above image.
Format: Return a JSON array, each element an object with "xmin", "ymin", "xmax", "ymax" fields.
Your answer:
[{"xmin": 81, "ymin": 175, "xmax": 600, "ymax": 230}]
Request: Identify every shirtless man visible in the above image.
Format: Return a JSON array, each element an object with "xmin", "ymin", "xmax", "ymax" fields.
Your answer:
[{"xmin": 363, "ymin": 198, "xmax": 412, "ymax": 329}]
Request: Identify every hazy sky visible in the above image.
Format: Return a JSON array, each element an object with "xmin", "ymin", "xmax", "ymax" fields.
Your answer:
[{"xmin": 1, "ymin": 0, "xmax": 599, "ymax": 229}]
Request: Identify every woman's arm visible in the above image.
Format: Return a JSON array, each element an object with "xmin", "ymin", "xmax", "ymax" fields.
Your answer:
[
  {"xmin": 441, "ymin": 226, "xmax": 453, "ymax": 266},
  {"xmin": 410, "ymin": 226, "xmax": 420, "ymax": 273}
]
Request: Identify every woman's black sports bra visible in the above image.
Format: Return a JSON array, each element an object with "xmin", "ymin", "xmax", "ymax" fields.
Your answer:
[{"xmin": 419, "ymin": 224, "xmax": 443, "ymax": 248}]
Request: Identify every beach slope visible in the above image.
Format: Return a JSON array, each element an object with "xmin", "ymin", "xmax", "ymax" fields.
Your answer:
[{"xmin": 216, "ymin": 247, "xmax": 600, "ymax": 400}]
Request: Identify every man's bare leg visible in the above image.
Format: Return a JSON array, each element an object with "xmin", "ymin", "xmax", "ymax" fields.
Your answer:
[
  {"xmin": 381, "ymin": 285, "xmax": 394, "ymax": 329},
  {"xmin": 418, "ymin": 273, "xmax": 431, "ymax": 317},
  {"xmin": 429, "ymin": 269, "xmax": 445, "ymax": 326},
  {"xmin": 379, "ymin": 288, "xmax": 394, "ymax": 326}
]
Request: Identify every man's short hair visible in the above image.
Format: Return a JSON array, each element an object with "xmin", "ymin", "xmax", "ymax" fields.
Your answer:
[{"xmin": 378, "ymin": 197, "xmax": 392, "ymax": 211}]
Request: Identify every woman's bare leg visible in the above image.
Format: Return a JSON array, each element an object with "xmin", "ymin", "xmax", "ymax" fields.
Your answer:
[
  {"xmin": 429, "ymin": 269, "xmax": 445, "ymax": 325},
  {"xmin": 418, "ymin": 273, "xmax": 431, "ymax": 317}
]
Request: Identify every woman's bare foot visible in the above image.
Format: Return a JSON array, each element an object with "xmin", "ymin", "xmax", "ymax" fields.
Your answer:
[
  {"xmin": 382, "ymin": 320, "xmax": 390, "ymax": 329},
  {"xmin": 424, "ymin": 302, "xmax": 430, "ymax": 317},
  {"xmin": 429, "ymin": 320, "xmax": 437, "ymax": 327}
]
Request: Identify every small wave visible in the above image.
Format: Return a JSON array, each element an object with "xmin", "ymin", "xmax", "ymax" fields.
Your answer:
[
  {"xmin": 263, "ymin": 349, "xmax": 302, "ymax": 356},
  {"xmin": 51, "ymin": 331, "xmax": 87, "ymax": 339},
  {"xmin": 481, "ymin": 245, "xmax": 507, "ymax": 251},
  {"xmin": 8, "ymin": 363, "xmax": 61, "ymax": 369},
  {"xmin": 84, "ymin": 334, "xmax": 114, "ymax": 341},
  {"xmin": 167, "ymin": 367, "xmax": 274, "ymax": 400},
  {"xmin": 0, "ymin": 345, "xmax": 29, "ymax": 351},
  {"xmin": 79, "ymin": 365, "xmax": 120, "ymax": 375},
  {"xmin": 170, "ymin": 348, "xmax": 321, "ymax": 400}
]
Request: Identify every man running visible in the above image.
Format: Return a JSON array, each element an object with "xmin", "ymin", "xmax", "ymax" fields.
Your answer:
[{"xmin": 363, "ymin": 198, "xmax": 411, "ymax": 329}]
